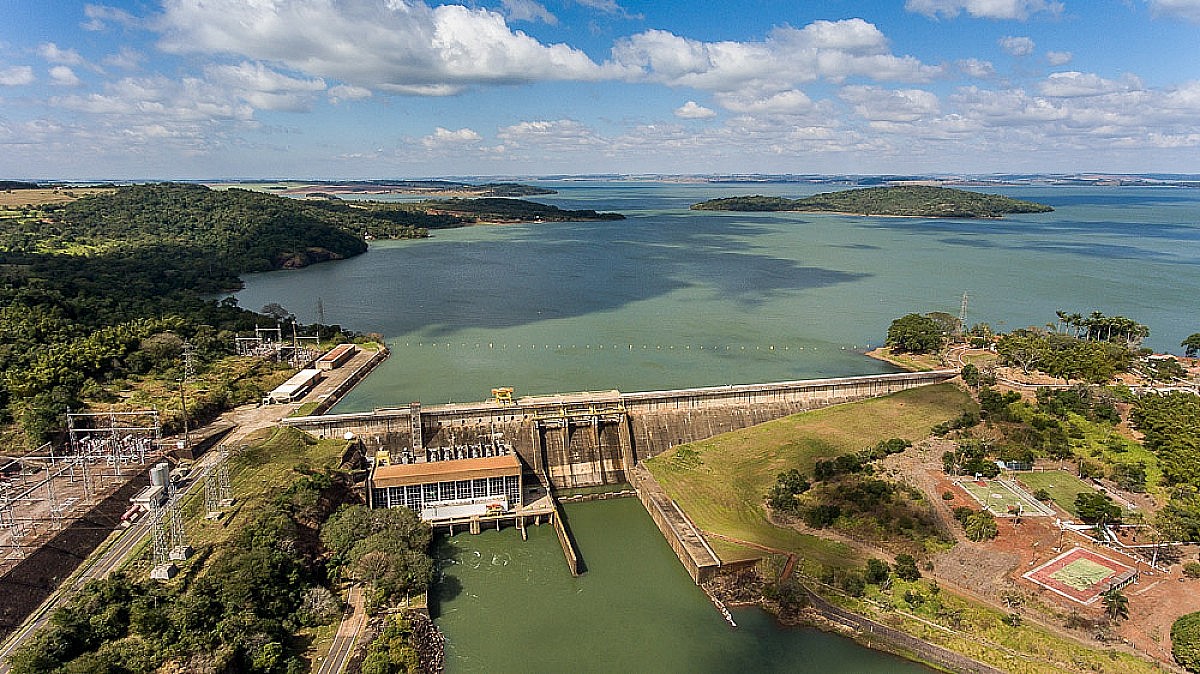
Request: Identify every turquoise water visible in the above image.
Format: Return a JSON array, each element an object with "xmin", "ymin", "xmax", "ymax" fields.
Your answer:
[
  {"xmin": 235, "ymin": 182, "xmax": 1200, "ymax": 410},
  {"xmin": 234, "ymin": 182, "xmax": 1200, "ymax": 671},
  {"xmin": 433, "ymin": 498, "xmax": 932, "ymax": 674}
]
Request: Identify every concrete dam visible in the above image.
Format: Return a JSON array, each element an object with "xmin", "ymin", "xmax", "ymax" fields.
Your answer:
[{"xmin": 284, "ymin": 370, "xmax": 957, "ymax": 491}]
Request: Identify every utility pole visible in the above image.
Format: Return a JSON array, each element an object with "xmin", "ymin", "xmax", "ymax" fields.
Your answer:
[
  {"xmin": 179, "ymin": 340, "xmax": 195, "ymax": 451},
  {"xmin": 958, "ymin": 292, "xmax": 969, "ymax": 337}
]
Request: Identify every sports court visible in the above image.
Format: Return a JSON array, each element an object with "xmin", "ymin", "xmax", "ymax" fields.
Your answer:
[
  {"xmin": 954, "ymin": 478, "xmax": 1054, "ymax": 517},
  {"xmin": 1023, "ymin": 547, "xmax": 1137, "ymax": 604}
]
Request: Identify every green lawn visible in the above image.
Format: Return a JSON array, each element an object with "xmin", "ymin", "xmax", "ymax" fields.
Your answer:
[
  {"xmin": 645, "ymin": 383, "xmax": 975, "ymax": 568},
  {"xmin": 1014, "ymin": 470, "xmax": 1097, "ymax": 517}
]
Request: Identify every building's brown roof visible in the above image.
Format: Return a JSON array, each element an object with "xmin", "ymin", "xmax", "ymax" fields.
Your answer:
[{"xmin": 371, "ymin": 454, "xmax": 521, "ymax": 488}]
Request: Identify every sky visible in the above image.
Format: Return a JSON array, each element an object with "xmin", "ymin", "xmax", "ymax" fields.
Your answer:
[{"xmin": 1, "ymin": 0, "xmax": 1198, "ymax": 179}]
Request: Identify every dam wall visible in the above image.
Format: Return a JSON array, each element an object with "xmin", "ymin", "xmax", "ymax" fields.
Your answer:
[{"xmin": 283, "ymin": 370, "xmax": 956, "ymax": 491}]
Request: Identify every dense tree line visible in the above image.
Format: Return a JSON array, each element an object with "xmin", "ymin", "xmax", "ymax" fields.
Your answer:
[
  {"xmin": 7, "ymin": 468, "xmax": 434, "ymax": 673},
  {"xmin": 0, "ymin": 184, "xmax": 411, "ymax": 443}
]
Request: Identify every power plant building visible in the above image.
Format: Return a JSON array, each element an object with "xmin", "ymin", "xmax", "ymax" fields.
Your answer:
[{"xmin": 368, "ymin": 454, "xmax": 522, "ymax": 522}]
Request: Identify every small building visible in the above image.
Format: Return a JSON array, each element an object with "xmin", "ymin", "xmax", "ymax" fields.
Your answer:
[
  {"xmin": 316, "ymin": 343, "xmax": 357, "ymax": 371},
  {"xmin": 368, "ymin": 454, "xmax": 522, "ymax": 522},
  {"xmin": 131, "ymin": 484, "xmax": 166, "ymax": 508},
  {"xmin": 263, "ymin": 368, "xmax": 322, "ymax": 404}
]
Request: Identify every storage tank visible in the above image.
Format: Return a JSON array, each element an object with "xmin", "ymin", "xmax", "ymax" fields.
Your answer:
[{"xmin": 150, "ymin": 462, "xmax": 170, "ymax": 488}]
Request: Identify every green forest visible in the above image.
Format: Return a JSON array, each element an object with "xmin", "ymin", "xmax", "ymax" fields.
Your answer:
[
  {"xmin": 691, "ymin": 185, "xmax": 1054, "ymax": 217},
  {"xmin": 0, "ymin": 183, "xmax": 623, "ymax": 445}
]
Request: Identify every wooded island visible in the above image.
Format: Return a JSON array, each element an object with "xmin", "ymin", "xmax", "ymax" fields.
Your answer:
[{"xmin": 691, "ymin": 185, "xmax": 1054, "ymax": 218}]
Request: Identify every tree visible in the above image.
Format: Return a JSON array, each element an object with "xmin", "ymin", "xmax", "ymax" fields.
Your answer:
[
  {"xmin": 864, "ymin": 558, "xmax": 891, "ymax": 585},
  {"xmin": 964, "ymin": 511, "xmax": 999, "ymax": 541},
  {"xmin": 1102, "ymin": 588, "xmax": 1129, "ymax": 621},
  {"xmin": 894, "ymin": 553, "xmax": 921, "ymax": 581},
  {"xmin": 1173, "ymin": 611, "xmax": 1200, "ymax": 673},
  {"xmin": 886, "ymin": 313, "xmax": 946, "ymax": 354},
  {"xmin": 1183, "ymin": 333, "xmax": 1200, "ymax": 358},
  {"xmin": 1075, "ymin": 492, "xmax": 1122, "ymax": 525}
]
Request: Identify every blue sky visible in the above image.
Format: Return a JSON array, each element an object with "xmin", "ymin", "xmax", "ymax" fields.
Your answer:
[{"xmin": 1, "ymin": 0, "xmax": 1198, "ymax": 179}]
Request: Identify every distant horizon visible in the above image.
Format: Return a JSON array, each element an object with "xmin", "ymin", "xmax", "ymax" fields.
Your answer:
[{"xmin": 10, "ymin": 172, "xmax": 1200, "ymax": 185}]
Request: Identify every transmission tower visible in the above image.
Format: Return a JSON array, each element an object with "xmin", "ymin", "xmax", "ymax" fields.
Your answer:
[
  {"xmin": 217, "ymin": 445, "xmax": 233, "ymax": 506},
  {"xmin": 958, "ymin": 292, "xmax": 970, "ymax": 336},
  {"xmin": 151, "ymin": 502, "xmax": 171, "ymax": 567}
]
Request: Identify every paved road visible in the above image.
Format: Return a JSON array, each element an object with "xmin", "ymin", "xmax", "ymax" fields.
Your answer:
[{"xmin": 317, "ymin": 585, "xmax": 367, "ymax": 674}]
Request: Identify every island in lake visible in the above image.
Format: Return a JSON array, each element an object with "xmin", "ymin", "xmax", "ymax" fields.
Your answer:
[{"xmin": 691, "ymin": 185, "xmax": 1054, "ymax": 218}]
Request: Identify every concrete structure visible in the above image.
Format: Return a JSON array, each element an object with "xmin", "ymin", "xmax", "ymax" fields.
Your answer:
[
  {"xmin": 263, "ymin": 368, "xmax": 322, "ymax": 405},
  {"xmin": 288, "ymin": 370, "xmax": 957, "ymax": 492},
  {"xmin": 315, "ymin": 343, "xmax": 357, "ymax": 371},
  {"xmin": 369, "ymin": 454, "xmax": 522, "ymax": 521}
]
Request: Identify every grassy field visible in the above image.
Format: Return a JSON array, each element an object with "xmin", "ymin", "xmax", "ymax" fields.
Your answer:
[
  {"xmin": 178, "ymin": 425, "xmax": 350, "ymax": 549},
  {"xmin": 1014, "ymin": 470, "xmax": 1097, "ymax": 517},
  {"xmin": 645, "ymin": 383, "xmax": 974, "ymax": 567},
  {"xmin": 822, "ymin": 575, "xmax": 1163, "ymax": 674}
]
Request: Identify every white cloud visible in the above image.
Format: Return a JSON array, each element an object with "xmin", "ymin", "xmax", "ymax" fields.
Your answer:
[
  {"xmin": 1045, "ymin": 50, "xmax": 1073, "ymax": 66},
  {"xmin": 715, "ymin": 90, "xmax": 817, "ymax": 115},
  {"xmin": 957, "ymin": 58, "xmax": 995, "ymax": 78},
  {"xmin": 1148, "ymin": 0, "xmax": 1200, "ymax": 22},
  {"xmin": 1037, "ymin": 71, "xmax": 1141, "ymax": 98},
  {"xmin": 612, "ymin": 19, "xmax": 941, "ymax": 95},
  {"xmin": 103, "ymin": 47, "xmax": 143, "ymax": 70},
  {"xmin": 422, "ymin": 126, "xmax": 483, "ymax": 148},
  {"xmin": 503, "ymin": 0, "xmax": 557, "ymax": 24},
  {"xmin": 674, "ymin": 100, "xmax": 716, "ymax": 119},
  {"xmin": 158, "ymin": 0, "xmax": 617, "ymax": 96},
  {"xmin": 38, "ymin": 43, "xmax": 87, "ymax": 67},
  {"xmin": 328, "ymin": 84, "xmax": 373, "ymax": 103},
  {"xmin": 999, "ymin": 35, "xmax": 1035, "ymax": 56},
  {"xmin": 0, "ymin": 65, "xmax": 35, "ymax": 86},
  {"xmin": 905, "ymin": 0, "xmax": 1063, "ymax": 20},
  {"xmin": 497, "ymin": 119, "xmax": 604, "ymax": 149},
  {"xmin": 204, "ymin": 61, "xmax": 326, "ymax": 111},
  {"xmin": 840, "ymin": 85, "xmax": 941, "ymax": 122},
  {"xmin": 53, "ymin": 75, "xmax": 255, "ymax": 124},
  {"xmin": 49, "ymin": 66, "xmax": 83, "ymax": 87},
  {"xmin": 82, "ymin": 4, "xmax": 141, "ymax": 31}
]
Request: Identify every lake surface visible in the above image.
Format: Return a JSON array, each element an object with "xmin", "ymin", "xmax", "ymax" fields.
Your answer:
[
  {"xmin": 236, "ymin": 182, "xmax": 1200, "ymax": 410},
  {"xmin": 433, "ymin": 498, "xmax": 931, "ymax": 674},
  {"xmin": 235, "ymin": 181, "xmax": 1200, "ymax": 671}
]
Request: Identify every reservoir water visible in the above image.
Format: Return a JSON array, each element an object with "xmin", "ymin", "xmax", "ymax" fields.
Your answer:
[
  {"xmin": 236, "ymin": 182, "xmax": 1200, "ymax": 410},
  {"xmin": 434, "ymin": 498, "xmax": 931, "ymax": 674},
  {"xmin": 234, "ymin": 181, "xmax": 1200, "ymax": 671}
]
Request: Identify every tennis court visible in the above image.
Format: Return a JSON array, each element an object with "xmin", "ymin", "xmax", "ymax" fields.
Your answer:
[{"xmin": 1024, "ymin": 547, "xmax": 1137, "ymax": 604}]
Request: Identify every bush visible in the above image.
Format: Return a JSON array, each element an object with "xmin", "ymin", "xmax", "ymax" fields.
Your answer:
[
  {"xmin": 864, "ymin": 558, "xmax": 890, "ymax": 585},
  {"xmin": 1184, "ymin": 562, "xmax": 1200, "ymax": 579},
  {"xmin": 1033, "ymin": 488, "xmax": 1051, "ymax": 502},
  {"xmin": 941, "ymin": 491, "xmax": 955, "ymax": 501},
  {"xmin": 903, "ymin": 589, "xmax": 925, "ymax": 607},
  {"xmin": 839, "ymin": 572, "xmax": 866, "ymax": 597},
  {"xmin": 894, "ymin": 554, "xmax": 921, "ymax": 582},
  {"xmin": 1175, "ymin": 611, "xmax": 1200, "ymax": 672}
]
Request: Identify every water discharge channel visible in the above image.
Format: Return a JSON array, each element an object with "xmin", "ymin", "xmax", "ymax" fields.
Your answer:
[{"xmin": 433, "ymin": 498, "xmax": 932, "ymax": 673}]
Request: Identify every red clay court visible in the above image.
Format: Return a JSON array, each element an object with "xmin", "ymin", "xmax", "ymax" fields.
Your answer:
[{"xmin": 1023, "ymin": 547, "xmax": 1137, "ymax": 605}]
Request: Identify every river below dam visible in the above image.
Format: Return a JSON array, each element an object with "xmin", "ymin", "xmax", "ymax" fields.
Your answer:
[
  {"xmin": 433, "ymin": 498, "xmax": 931, "ymax": 674},
  {"xmin": 233, "ymin": 181, "xmax": 1200, "ymax": 671}
]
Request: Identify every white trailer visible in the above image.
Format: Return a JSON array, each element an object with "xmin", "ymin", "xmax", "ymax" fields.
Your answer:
[{"xmin": 263, "ymin": 368, "xmax": 323, "ymax": 405}]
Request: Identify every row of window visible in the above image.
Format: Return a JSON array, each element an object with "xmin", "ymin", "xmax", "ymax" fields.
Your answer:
[{"xmin": 372, "ymin": 474, "xmax": 521, "ymax": 512}]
